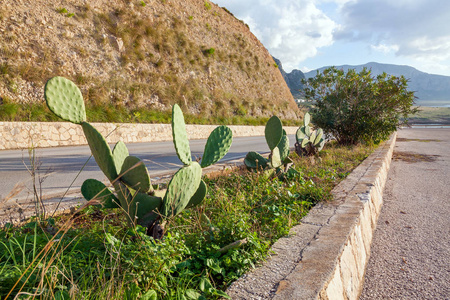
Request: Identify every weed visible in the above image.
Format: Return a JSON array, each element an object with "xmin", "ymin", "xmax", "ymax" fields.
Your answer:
[
  {"xmin": 140, "ymin": 1, "xmax": 146, "ymax": 7},
  {"xmin": 56, "ymin": 8, "xmax": 68, "ymax": 14},
  {"xmin": 204, "ymin": 1, "xmax": 212, "ymax": 10},
  {"xmin": 203, "ymin": 47, "xmax": 215, "ymax": 57}
]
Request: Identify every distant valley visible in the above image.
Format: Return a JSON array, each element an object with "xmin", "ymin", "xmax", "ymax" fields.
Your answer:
[{"xmin": 276, "ymin": 60, "xmax": 450, "ymax": 104}]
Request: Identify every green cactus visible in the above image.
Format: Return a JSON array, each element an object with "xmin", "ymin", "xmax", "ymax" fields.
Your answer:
[
  {"xmin": 119, "ymin": 156, "xmax": 152, "ymax": 193},
  {"xmin": 44, "ymin": 77, "xmax": 233, "ymax": 239},
  {"xmin": 295, "ymin": 112, "xmax": 326, "ymax": 156},
  {"xmin": 44, "ymin": 76, "xmax": 86, "ymax": 124},
  {"xmin": 186, "ymin": 180, "xmax": 208, "ymax": 209},
  {"xmin": 172, "ymin": 104, "xmax": 192, "ymax": 165},
  {"xmin": 245, "ymin": 115, "xmax": 292, "ymax": 175},
  {"xmin": 81, "ymin": 179, "xmax": 120, "ymax": 209},
  {"xmin": 244, "ymin": 151, "xmax": 268, "ymax": 170},
  {"xmin": 265, "ymin": 116, "xmax": 283, "ymax": 151},
  {"xmin": 112, "ymin": 141, "xmax": 129, "ymax": 174},
  {"xmin": 277, "ymin": 135, "xmax": 290, "ymax": 163},
  {"xmin": 201, "ymin": 125, "xmax": 233, "ymax": 168},
  {"xmin": 162, "ymin": 162, "xmax": 202, "ymax": 217},
  {"xmin": 81, "ymin": 122, "xmax": 118, "ymax": 182}
]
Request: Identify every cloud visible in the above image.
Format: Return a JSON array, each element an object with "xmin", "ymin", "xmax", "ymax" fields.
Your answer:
[
  {"xmin": 212, "ymin": 0, "xmax": 337, "ymax": 71},
  {"xmin": 335, "ymin": 0, "xmax": 450, "ymax": 64}
]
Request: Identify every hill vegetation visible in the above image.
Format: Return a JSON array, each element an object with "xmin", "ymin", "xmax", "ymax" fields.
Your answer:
[{"xmin": 0, "ymin": 0, "xmax": 300, "ymax": 124}]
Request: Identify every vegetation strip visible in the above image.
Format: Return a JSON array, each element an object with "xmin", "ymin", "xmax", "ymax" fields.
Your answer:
[
  {"xmin": 0, "ymin": 142, "xmax": 372, "ymax": 299},
  {"xmin": 226, "ymin": 133, "xmax": 396, "ymax": 299}
]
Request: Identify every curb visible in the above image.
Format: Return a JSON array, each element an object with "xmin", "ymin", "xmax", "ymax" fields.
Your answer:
[{"xmin": 226, "ymin": 133, "xmax": 397, "ymax": 299}]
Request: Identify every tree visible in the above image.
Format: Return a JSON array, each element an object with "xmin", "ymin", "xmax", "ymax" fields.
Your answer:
[{"xmin": 303, "ymin": 67, "xmax": 418, "ymax": 145}]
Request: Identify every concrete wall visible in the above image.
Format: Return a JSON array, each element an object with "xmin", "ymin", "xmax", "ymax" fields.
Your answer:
[
  {"xmin": 226, "ymin": 133, "xmax": 397, "ymax": 300},
  {"xmin": 0, "ymin": 121, "xmax": 298, "ymax": 150}
]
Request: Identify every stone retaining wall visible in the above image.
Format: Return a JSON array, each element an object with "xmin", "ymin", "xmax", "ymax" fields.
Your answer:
[
  {"xmin": 0, "ymin": 121, "xmax": 298, "ymax": 150},
  {"xmin": 227, "ymin": 133, "xmax": 397, "ymax": 299}
]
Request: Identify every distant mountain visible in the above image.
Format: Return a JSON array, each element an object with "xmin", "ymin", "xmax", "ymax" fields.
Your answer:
[
  {"xmin": 304, "ymin": 62, "xmax": 450, "ymax": 102},
  {"xmin": 273, "ymin": 57, "xmax": 305, "ymax": 98}
]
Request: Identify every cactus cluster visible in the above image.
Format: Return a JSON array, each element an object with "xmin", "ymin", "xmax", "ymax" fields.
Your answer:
[
  {"xmin": 244, "ymin": 116, "xmax": 292, "ymax": 174},
  {"xmin": 44, "ymin": 76, "xmax": 233, "ymax": 238},
  {"xmin": 295, "ymin": 112, "xmax": 325, "ymax": 156}
]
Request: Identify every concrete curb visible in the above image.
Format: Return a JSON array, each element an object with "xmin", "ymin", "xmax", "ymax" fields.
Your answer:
[{"xmin": 226, "ymin": 133, "xmax": 397, "ymax": 299}]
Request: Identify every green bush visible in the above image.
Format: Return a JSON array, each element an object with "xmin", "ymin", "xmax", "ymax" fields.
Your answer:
[{"xmin": 304, "ymin": 67, "xmax": 418, "ymax": 145}]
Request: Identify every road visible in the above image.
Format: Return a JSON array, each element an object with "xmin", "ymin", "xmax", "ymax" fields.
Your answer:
[
  {"xmin": 360, "ymin": 128, "xmax": 450, "ymax": 299},
  {"xmin": 0, "ymin": 136, "xmax": 295, "ymax": 202}
]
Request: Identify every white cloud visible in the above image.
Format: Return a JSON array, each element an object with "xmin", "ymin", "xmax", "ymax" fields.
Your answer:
[
  {"xmin": 212, "ymin": 0, "xmax": 337, "ymax": 72},
  {"xmin": 371, "ymin": 44, "xmax": 399, "ymax": 54},
  {"xmin": 336, "ymin": 0, "xmax": 450, "ymax": 70}
]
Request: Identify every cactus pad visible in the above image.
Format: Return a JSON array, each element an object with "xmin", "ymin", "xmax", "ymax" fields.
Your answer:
[
  {"xmin": 201, "ymin": 125, "xmax": 233, "ymax": 168},
  {"xmin": 129, "ymin": 191, "xmax": 163, "ymax": 224},
  {"xmin": 314, "ymin": 129, "xmax": 324, "ymax": 145},
  {"xmin": 277, "ymin": 135, "xmax": 290, "ymax": 162},
  {"xmin": 244, "ymin": 151, "xmax": 268, "ymax": 170},
  {"xmin": 265, "ymin": 116, "xmax": 283, "ymax": 151},
  {"xmin": 304, "ymin": 112, "xmax": 311, "ymax": 126},
  {"xmin": 186, "ymin": 179, "xmax": 207, "ymax": 209},
  {"xmin": 82, "ymin": 122, "xmax": 118, "ymax": 182},
  {"xmin": 301, "ymin": 137, "xmax": 310, "ymax": 148},
  {"xmin": 112, "ymin": 141, "xmax": 129, "ymax": 174},
  {"xmin": 44, "ymin": 77, "xmax": 86, "ymax": 124},
  {"xmin": 172, "ymin": 104, "xmax": 192, "ymax": 165},
  {"xmin": 162, "ymin": 162, "xmax": 202, "ymax": 217},
  {"xmin": 119, "ymin": 156, "xmax": 152, "ymax": 193},
  {"xmin": 270, "ymin": 147, "xmax": 282, "ymax": 168},
  {"xmin": 296, "ymin": 127, "xmax": 306, "ymax": 142},
  {"xmin": 81, "ymin": 179, "xmax": 120, "ymax": 208}
]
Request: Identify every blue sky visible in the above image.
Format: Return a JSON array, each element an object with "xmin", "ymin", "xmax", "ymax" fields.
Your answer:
[{"xmin": 211, "ymin": 0, "xmax": 450, "ymax": 76}]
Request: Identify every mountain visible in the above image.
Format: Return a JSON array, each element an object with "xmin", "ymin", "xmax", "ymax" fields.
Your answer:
[
  {"xmin": 0, "ymin": 0, "xmax": 299, "ymax": 120},
  {"xmin": 304, "ymin": 62, "xmax": 450, "ymax": 102},
  {"xmin": 273, "ymin": 57, "xmax": 305, "ymax": 99}
]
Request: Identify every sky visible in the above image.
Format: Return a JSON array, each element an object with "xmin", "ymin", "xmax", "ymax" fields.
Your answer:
[{"xmin": 211, "ymin": 0, "xmax": 450, "ymax": 76}]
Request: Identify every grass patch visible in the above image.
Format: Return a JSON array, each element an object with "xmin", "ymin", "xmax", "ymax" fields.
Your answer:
[
  {"xmin": 0, "ymin": 142, "xmax": 372, "ymax": 299},
  {"xmin": 408, "ymin": 106, "xmax": 450, "ymax": 124},
  {"xmin": 0, "ymin": 99, "xmax": 300, "ymax": 126}
]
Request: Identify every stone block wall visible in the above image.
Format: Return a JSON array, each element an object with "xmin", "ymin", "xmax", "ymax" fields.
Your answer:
[{"xmin": 0, "ymin": 122, "xmax": 298, "ymax": 150}]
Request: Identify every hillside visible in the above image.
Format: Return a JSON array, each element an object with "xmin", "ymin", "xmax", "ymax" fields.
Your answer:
[
  {"xmin": 305, "ymin": 62, "xmax": 450, "ymax": 102},
  {"xmin": 273, "ymin": 57, "xmax": 305, "ymax": 99},
  {"xmin": 0, "ymin": 0, "xmax": 299, "ymax": 122}
]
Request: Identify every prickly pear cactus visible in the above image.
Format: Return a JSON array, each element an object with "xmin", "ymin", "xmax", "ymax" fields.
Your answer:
[
  {"xmin": 244, "ymin": 151, "xmax": 268, "ymax": 170},
  {"xmin": 295, "ymin": 112, "xmax": 326, "ymax": 156},
  {"xmin": 112, "ymin": 141, "xmax": 129, "ymax": 174},
  {"xmin": 201, "ymin": 125, "xmax": 233, "ymax": 168},
  {"xmin": 119, "ymin": 156, "xmax": 152, "ymax": 193},
  {"xmin": 81, "ymin": 122, "xmax": 118, "ymax": 182},
  {"xmin": 162, "ymin": 162, "xmax": 202, "ymax": 217},
  {"xmin": 186, "ymin": 180, "xmax": 208, "ymax": 209},
  {"xmin": 81, "ymin": 179, "xmax": 120, "ymax": 209},
  {"xmin": 44, "ymin": 76, "xmax": 86, "ymax": 124},
  {"xmin": 172, "ymin": 104, "xmax": 192, "ymax": 165},
  {"xmin": 265, "ymin": 116, "xmax": 283, "ymax": 151}
]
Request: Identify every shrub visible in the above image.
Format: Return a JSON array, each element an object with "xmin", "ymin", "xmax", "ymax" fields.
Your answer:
[{"xmin": 304, "ymin": 67, "xmax": 418, "ymax": 145}]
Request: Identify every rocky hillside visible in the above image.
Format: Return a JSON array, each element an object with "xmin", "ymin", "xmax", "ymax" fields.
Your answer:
[
  {"xmin": 0, "ymin": 0, "xmax": 299, "ymax": 121},
  {"xmin": 273, "ymin": 57, "xmax": 305, "ymax": 99}
]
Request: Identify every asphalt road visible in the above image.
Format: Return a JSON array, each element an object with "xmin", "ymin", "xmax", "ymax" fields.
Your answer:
[
  {"xmin": 360, "ymin": 128, "xmax": 450, "ymax": 299},
  {"xmin": 0, "ymin": 135, "xmax": 295, "ymax": 202}
]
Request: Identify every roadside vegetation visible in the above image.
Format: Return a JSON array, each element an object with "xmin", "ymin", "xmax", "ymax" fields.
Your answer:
[
  {"xmin": 303, "ymin": 67, "xmax": 418, "ymax": 145},
  {"xmin": 0, "ymin": 142, "xmax": 372, "ymax": 299},
  {"xmin": 0, "ymin": 65, "xmax": 416, "ymax": 298}
]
